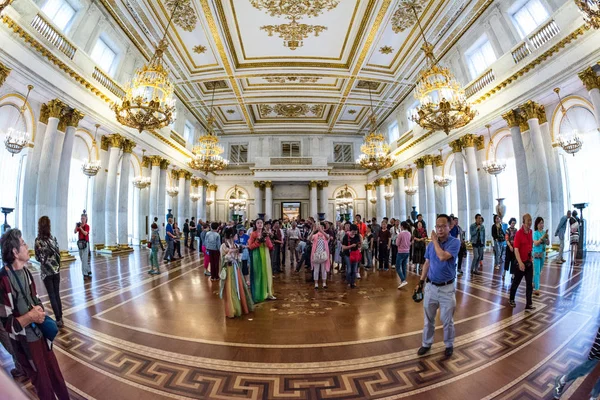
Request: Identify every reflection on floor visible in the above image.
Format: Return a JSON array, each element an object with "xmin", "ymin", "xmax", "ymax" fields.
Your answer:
[{"xmin": 2, "ymin": 247, "xmax": 600, "ymax": 399}]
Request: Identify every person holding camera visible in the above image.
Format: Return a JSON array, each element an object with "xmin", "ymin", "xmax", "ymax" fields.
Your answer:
[
  {"xmin": 248, "ymin": 219, "xmax": 275, "ymax": 302},
  {"xmin": 508, "ymin": 213, "xmax": 535, "ymax": 311},
  {"xmin": 74, "ymin": 213, "xmax": 91, "ymax": 278}
]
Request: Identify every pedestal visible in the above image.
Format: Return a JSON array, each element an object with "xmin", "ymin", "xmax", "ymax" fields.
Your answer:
[{"xmin": 574, "ymin": 203, "xmax": 588, "ymax": 259}]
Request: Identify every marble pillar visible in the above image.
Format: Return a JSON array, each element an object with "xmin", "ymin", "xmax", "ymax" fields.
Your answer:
[
  {"xmin": 36, "ymin": 99, "xmax": 65, "ymax": 222},
  {"xmin": 309, "ymin": 181, "xmax": 318, "ymax": 219},
  {"xmin": 92, "ymin": 138, "xmax": 109, "ymax": 249},
  {"xmin": 254, "ymin": 181, "xmax": 263, "ymax": 218},
  {"xmin": 433, "ymin": 157, "xmax": 444, "ymax": 215},
  {"xmin": 177, "ymin": 170, "xmax": 186, "ymax": 222},
  {"xmin": 424, "ymin": 156, "xmax": 436, "ymax": 230},
  {"xmin": 158, "ymin": 159, "xmax": 169, "ymax": 222},
  {"xmin": 540, "ymin": 117, "xmax": 563, "ymax": 245},
  {"xmin": 415, "ymin": 159, "xmax": 427, "ymax": 221},
  {"xmin": 185, "ymin": 172, "xmax": 192, "ymax": 220},
  {"xmin": 475, "ymin": 135, "xmax": 493, "ymax": 226},
  {"xmin": 117, "ymin": 139, "xmax": 135, "ymax": 249},
  {"xmin": 365, "ymin": 184, "xmax": 374, "ymax": 220},
  {"xmin": 208, "ymin": 184, "xmax": 217, "ymax": 220},
  {"xmin": 148, "ymin": 156, "xmax": 161, "ymax": 227},
  {"xmin": 318, "ymin": 181, "xmax": 329, "ymax": 220},
  {"xmin": 264, "ymin": 181, "xmax": 273, "ymax": 220},
  {"xmin": 502, "ymin": 110, "xmax": 529, "ymax": 216},
  {"xmin": 103, "ymin": 134, "xmax": 122, "ymax": 251},
  {"xmin": 578, "ymin": 67, "xmax": 600, "ymax": 129},
  {"xmin": 462, "ymin": 134, "xmax": 481, "ymax": 217},
  {"xmin": 199, "ymin": 180, "xmax": 207, "ymax": 221},
  {"xmin": 47, "ymin": 116, "xmax": 69, "ymax": 219},
  {"xmin": 375, "ymin": 178, "xmax": 386, "ymax": 220},
  {"xmin": 383, "ymin": 177, "xmax": 394, "ymax": 218},
  {"xmin": 392, "ymin": 171, "xmax": 401, "ymax": 219},
  {"xmin": 138, "ymin": 158, "xmax": 151, "ymax": 242},
  {"xmin": 450, "ymin": 139, "xmax": 469, "ymax": 227},
  {"xmin": 55, "ymin": 110, "xmax": 84, "ymax": 259},
  {"xmin": 398, "ymin": 169, "xmax": 409, "ymax": 220}
]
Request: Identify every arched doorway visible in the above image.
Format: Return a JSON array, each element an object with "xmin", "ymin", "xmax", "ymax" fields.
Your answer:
[{"xmin": 334, "ymin": 185, "xmax": 355, "ymax": 222}]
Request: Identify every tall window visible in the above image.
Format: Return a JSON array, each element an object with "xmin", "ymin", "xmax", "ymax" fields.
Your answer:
[
  {"xmin": 333, "ymin": 143, "xmax": 353, "ymax": 163},
  {"xmin": 281, "ymin": 141, "xmax": 300, "ymax": 157},
  {"xmin": 183, "ymin": 120, "xmax": 194, "ymax": 144},
  {"xmin": 512, "ymin": 0, "xmax": 550, "ymax": 38},
  {"xmin": 90, "ymin": 37, "xmax": 117, "ymax": 75},
  {"xmin": 229, "ymin": 144, "xmax": 248, "ymax": 163},
  {"xmin": 388, "ymin": 122, "xmax": 400, "ymax": 142},
  {"xmin": 41, "ymin": 0, "xmax": 76, "ymax": 31},
  {"xmin": 466, "ymin": 37, "xmax": 496, "ymax": 79},
  {"xmin": 406, "ymin": 102, "xmax": 419, "ymax": 129}
]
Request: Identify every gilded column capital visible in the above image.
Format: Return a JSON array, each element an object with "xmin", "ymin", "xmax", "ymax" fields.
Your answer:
[
  {"xmin": 384, "ymin": 177, "xmax": 393, "ymax": 186},
  {"xmin": 142, "ymin": 156, "xmax": 151, "ymax": 168},
  {"xmin": 0, "ymin": 62, "xmax": 11, "ymax": 88},
  {"xmin": 433, "ymin": 155, "xmax": 443, "ymax": 167},
  {"xmin": 578, "ymin": 67, "xmax": 600, "ymax": 91},
  {"xmin": 403, "ymin": 168, "xmax": 413, "ymax": 179},
  {"xmin": 308, "ymin": 180, "xmax": 318, "ymax": 189},
  {"xmin": 39, "ymin": 104, "xmax": 49, "ymax": 124},
  {"xmin": 64, "ymin": 109, "xmax": 84, "ymax": 127},
  {"xmin": 184, "ymin": 171, "xmax": 193, "ymax": 180},
  {"xmin": 517, "ymin": 110, "xmax": 529, "ymax": 132},
  {"xmin": 191, "ymin": 177, "xmax": 201, "ymax": 187},
  {"xmin": 475, "ymin": 136, "xmax": 485, "ymax": 151},
  {"xmin": 159, "ymin": 158, "xmax": 170, "ymax": 170},
  {"xmin": 177, "ymin": 169, "xmax": 187, "ymax": 179},
  {"xmin": 106, "ymin": 133, "xmax": 123, "ymax": 148},
  {"xmin": 365, "ymin": 183, "xmax": 374, "ymax": 190},
  {"xmin": 374, "ymin": 177, "xmax": 386, "ymax": 186},
  {"xmin": 100, "ymin": 135, "xmax": 110, "ymax": 151},
  {"xmin": 253, "ymin": 181, "xmax": 263, "ymax": 188},
  {"xmin": 414, "ymin": 157, "xmax": 425, "ymax": 169},
  {"xmin": 520, "ymin": 100, "xmax": 541, "ymax": 120},
  {"xmin": 46, "ymin": 99, "xmax": 66, "ymax": 119},
  {"xmin": 422, "ymin": 155, "xmax": 434, "ymax": 166},
  {"xmin": 264, "ymin": 181, "xmax": 273, "ymax": 189},
  {"xmin": 536, "ymin": 104, "xmax": 548, "ymax": 124},
  {"xmin": 209, "ymin": 184, "xmax": 218, "ymax": 191},
  {"xmin": 501, "ymin": 110, "xmax": 520, "ymax": 128},
  {"xmin": 121, "ymin": 138, "xmax": 136, "ymax": 153},
  {"xmin": 390, "ymin": 170, "xmax": 400, "ymax": 178},
  {"xmin": 319, "ymin": 180, "xmax": 329, "ymax": 188},
  {"xmin": 460, "ymin": 134, "xmax": 477, "ymax": 148},
  {"xmin": 449, "ymin": 138, "xmax": 462, "ymax": 153},
  {"xmin": 201, "ymin": 179, "xmax": 209, "ymax": 188},
  {"xmin": 149, "ymin": 155, "xmax": 163, "ymax": 167}
]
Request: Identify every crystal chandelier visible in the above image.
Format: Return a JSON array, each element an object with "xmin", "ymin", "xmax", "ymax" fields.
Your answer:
[
  {"xmin": 3, "ymin": 85, "xmax": 33, "ymax": 156},
  {"xmin": 205, "ymin": 197, "xmax": 214, "ymax": 206},
  {"xmin": 189, "ymin": 86, "xmax": 229, "ymax": 174},
  {"xmin": 166, "ymin": 186, "xmax": 179, "ymax": 197},
  {"xmin": 433, "ymin": 150, "xmax": 452, "ymax": 187},
  {"xmin": 369, "ymin": 197, "xmax": 377, "ymax": 204},
  {"xmin": 229, "ymin": 185, "xmax": 247, "ymax": 207},
  {"xmin": 404, "ymin": 186, "xmax": 418, "ymax": 196},
  {"xmin": 384, "ymin": 191, "xmax": 394, "ymax": 201},
  {"xmin": 190, "ymin": 193, "xmax": 201, "ymax": 202},
  {"xmin": 575, "ymin": 0, "xmax": 600, "ymax": 29},
  {"xmin": 132, "ymin": 150, "xmax": 150, "ymax": 187},
  {"xmin": 402, "ymin": 3, "xmax": 476, "ymax": 134},
  {"xmin": 112, "ymin": 2, "xmax": 184, "ymax": 132},
  {"xmin": 356, "ymin": 85, "xmax": 394, "ymax": 173},
  {"xmin": 553, "ymin": 88, "xmax": 583, "ymax": 156},
  {"xmin": 336, "ymin": 185, "xmax": 353, "ymax": 207},
  {"xmin": 482, "ymin": 125, "xmax": 506, "ymax": 175},
  {"xmin": 81, "ymin": 124, "xmax": 102, "ymax": 177}
]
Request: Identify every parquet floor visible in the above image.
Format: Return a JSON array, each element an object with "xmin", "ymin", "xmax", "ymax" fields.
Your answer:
[{"xmin": 2, "ymin": 246, "xmax": 600, "ymax": 400}]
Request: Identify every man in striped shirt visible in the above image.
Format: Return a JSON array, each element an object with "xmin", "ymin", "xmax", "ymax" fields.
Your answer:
[{"xmin": 554, "ymin": 325, "xmax": 600, "ymax": 399}]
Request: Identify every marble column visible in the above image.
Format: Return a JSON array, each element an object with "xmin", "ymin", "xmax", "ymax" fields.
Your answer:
[
  {"xmin": 502, "ymin": 110, "xmax": 530, "ymax": 216},
  {"xmin": 92, "ymin": 137, "xmax": 109, "ymax": 249},
  {"xmin": 55, "ymin": 109, "xmax": 84, "ymax": 260},
  {"xmin": 365, "ymin": 184, "xmax": 374, "ymax": 220},
  {"xmin": 309, "ymin": 181, "xmax": 318, "ymax": 219},
  {"xmin": 375, "ymin": 178, "xmax": 386, "ymax": 220},
  {"xmin": 254, "ymin": 181, "xmax": 263, "ymax": 218},
  {"xmin": 185, "ymin": 172, "xmax": 192, "ymax": 220},
  {"xmin": 117, "ymin": 139, "xmax": 135, "ymax": 250},
  {"xmin": 450, "ymin": 139, "xmax": 469, "ymax": 227},
  {"xmin": 264, "ymin": 181, "xmax": 273, "ymax": 220},
  {"xmin": 47, "ymin": 113, "xmax": 71, "ymax": 219},
  {"xmin": 539, "ymin": 110, "xmax": 563, "ymax": 245},
  {"xmin": 103, "ymin": 134, "xmax": 122, "ymax": 251},
  {"xmin": 158, "ymin": 159, "xmax": 169, "ymax": 222},
  {"xmin": 403, "ymin": 169, "xmax": 414, "ymax": 219},
  {"xmin": 384, "ymin": 177, "xmax": 395, "ymax": 218},
  {"xmin": 168, "ymin": 171, "xmax": 178, "ymax": 219},
  {"xmin": 138, "ymin": 157, "xmax": 151, "ymax": 242},
  {"xmin": 191, "ymin": 178, "xmax": 200, "ymax": 219},
  {"xmin": 23, "ymin": 104, "xmax": 48, "ymax": 248},
  {"xmin": 199, "ymin": 180, "xmax": 207, "ymax": 221},
  {"xmin": 392, "ymin": 170, "xmax": 402, "ymax": 219},
  {"xmin": 36, "ymin": 99, "xmax": 65, "ymax": 222},
  {"xmin": 424, "ymin": 155, "xmax": 436, "ymax": 230},
  {"xmin": 461, "ymin": 134, "xmax": 481, "ymax": 217},
  {"xmin": 208, "ymin": 184, "xmax": 217, "ymax": 220},
  {"xmin": 318, "ymin": 181, "xmax": 329, "ymax": 220},
  {"xmin": 578, "ymin": 67, "xmax": 600, "ymax": 129},
  {"xmin": 415, "ymin": 158, "xmax": 426, "ymax": 219},
  {"xmin": 398, "ymin": 169, "xmax": 408, "ymax": 220},
  {"xmin": 148, "ymin": 156, "xmax": 161, "ymax": 227},
  {"xmin": 475, "ymin": 135, "xmax": 493, "ymax": 227},
  {"xmin": 433, "ymin": 156, "xmax": 446, "ymax": 214},
  {"xmin": 522, "ymin": 101, "xmax": 552, "ymax": 237},
  {"xmin": 177, "ymin": 170, "xmax": 186, "ymax": 222}
]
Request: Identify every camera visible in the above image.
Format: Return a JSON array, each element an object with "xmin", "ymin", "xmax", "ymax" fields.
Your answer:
[{"xmin": 76, "ymin": 222, "xmax": 81, "ymax": 227}]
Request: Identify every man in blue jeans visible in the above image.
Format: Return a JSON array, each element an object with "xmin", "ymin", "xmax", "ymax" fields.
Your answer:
[
  {"xmin": 342, "ymin": 224, "xmax": 361, "ymax": 289},
  {"xmin": 163, "ymin": 218, "xmax": 175, "ymax": 262},
  {"xmin": 469, "ymin": 214, "xmax": 485, "ymax": 275},
  {"xmin": 554, "ymin": 325, "xmax": 600, "ymax": 399}
]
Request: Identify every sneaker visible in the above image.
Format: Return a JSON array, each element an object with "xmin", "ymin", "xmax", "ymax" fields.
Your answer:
[
  {"xmin": 525, "ymin": 305, "xmax": 536, "ymax": 312},
  {"xmin": 457, "ymin": 270, "xmax": 463, "ymax": 276},
  {"xmin": 268, "ymin": 295, "xmax": 277, "ymax": 300},
  {"xmin": 417, "ymin": 346, "xmax": 431, "ymax": 356},
  {"xmin": 399, "ymin": 281, "xmax": 408, "ymax": 289},
  {"xmin": 56, "ymin": 319, "xmax": 64, "ymax": 328},
  {"xmin": 204, "ymin": 270, "xmax": 211, "ymax": 276},
  {"xmin": 495, "ymin": 266, "xmax": 500, "ymax": 270},
  {"xmin": 323, "ymin": 285, "xmax": 327, "ymax": 289},
  {"xmin": 314, "ymin": 285, "xmax": 319, "ymax": 290},
  {"xmin": 445, "ymin": 347, "xmax": 454, "ymax": 357},
  {"xmin": 508, "ymin": 300, "xmax": 516, "ymax": 307},
  {"xmin": 554, "ymin": 375, "xmax": 566, "ymax": 399}
]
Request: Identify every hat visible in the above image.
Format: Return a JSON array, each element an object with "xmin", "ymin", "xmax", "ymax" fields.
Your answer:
[{"xmin": 236, "ymin": 224, "xmax": 245, "ymax": 232}]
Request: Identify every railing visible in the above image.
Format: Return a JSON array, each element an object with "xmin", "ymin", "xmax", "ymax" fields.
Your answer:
[
  {"xmin": 30, "ymin": 13, "xmax": 76, "ymax": 59},
  {"xmin": 465, "ymin": 69, "xmax": 495, "ymax": 98},
  {"xmin": 529, "ymin": 19, "xmax": 560, "ymax": 49},
  {"xmin": 92, "ymin": 67, "xmax": 126, "ymax": 99},
  {"xmin": 511, "ymin": 42, "xmax": 530, "ymax": 64},
  {"xmin": 270, "ymin": 157, "xmax": 312, "ymax": 165}
]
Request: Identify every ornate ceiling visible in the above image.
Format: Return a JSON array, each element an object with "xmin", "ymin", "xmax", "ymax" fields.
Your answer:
[{"xmin": 100, "ymin": 0, "xmax": 494, "ymax": 135}]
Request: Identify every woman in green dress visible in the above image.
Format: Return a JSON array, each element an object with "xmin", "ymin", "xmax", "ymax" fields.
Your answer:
[
  {"xmin": 248, "ymin": 219, "xmax": 275, "ymax": 303},
  {"xmin": 220, "ymin": 227, "xmax": 254, "ymax": 318}
]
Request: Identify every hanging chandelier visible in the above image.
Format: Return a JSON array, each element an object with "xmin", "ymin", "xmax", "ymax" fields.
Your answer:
[
  {"xmin": 132, "ymin": 150, "xmax": 151, "ymax": 187},
  {"xmin": 401, "ymin": 2, "xmax": 476, "ymax": 134},
  {"xmin": 356, "ymin": 85, "xmax": 394, "ymax": 173},
  {"xmin": 553, "ymin": 88, "xmax": 583, "ymax": 155},
  {"xmin": 111, "ymin": 1, "xmax": 184, "ymax": 132},
  {"xmin": 404, "ymin": 186, "xmax": 418, "ymax": 196},
  {"xmin": 81, "ymin": 124, "xmax": 102, "ymax": 177},
  {"xmin": 433, "ymin": 149, "xmax": 452, "ymax": 187},
  {"xmin": 482, "ymin": 124, "xmax": 507, "ymax": 175},
  {"xmin": 190, "ymin": 193, "xmax": 201, "ymax": 202},
  {"xmin": 575, "ymin": 0, "xmax": 600, "ymax": 29},
  {"xmin": 384, "ymin": 191, "xmax": 394, "ymax": 201},
  {"xmin": 166, "ymin": 186, "xmax": 179, "ymax": 197},
  {"xmin": 336, "ymin": 184, "xmax": 353, "ymax": 207},
  {"xmin": 229, "ymin": 185, "xmax": 247, "ymax": 207},
  {"xmin": 3, "ymin": 85, "xmax": 33, "ymax": 156}
]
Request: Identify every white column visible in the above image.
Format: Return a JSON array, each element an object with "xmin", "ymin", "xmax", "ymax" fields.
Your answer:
[
  {"xmin": 56, "ymin": 110, "xmax": 84, "ymax": 257},
  {"xmin": 392, "ymin": 172, "xmax": 401, "ymax": 219},
  {"xmin": 416, "ymin": 162, "xmax": 427, "ymax": 220},
  {"xmin": 158, "ymin": 160, "xmax": 169, "ymax": 223},
  {"xmin": 47, "ymin": 119, "xmax": 68, "ymax": 220},
  {"xmin": 133, "ymin": 185, "xmax": 140, "ymax": 244},
  {"xmin": 463, "ymin": 136, "xmax": 481, "ymax": 216},
  {"xmin": 433, "ymin": 159, "xmax": 446, "ymax": 215},
  {"xmin": 177, "ymin": 171, "xmax": 186, "ymax": 223},
  {"xmin": 540, "ymin": 120, "xmax": 563, "ymax": 245},
  {"xmin": 118, "ymin": 140, "xmax": 134, "ymax": 248},
  {"xmin": 397, "ymin": 171, "xmax": 407, "ymax": 220},
  {"xmin": 502, "ymin": 111, "xmax": 529, "ymax": 216},
  {"xmin": 208, "ymin": 184, "xmax": 217, "ymax": 220},
  {"xmin": 138, "ymin": 159, "xmax": 151, "ymax": 242},
  {"xmin": 253, "ymin": 181, "xmax": 263, "ymax": 217},
  {"xmin": 185, "ymin": 174, "xmax": 192, "ymax": 220},
  {"xmin": 104, "ymin": 135, "xmax": 122, "ymax": 250},
  {"xmin": 365, "ymin": 184, "xmax": 374, "ymax": 220},
  {"xmin": 148, "ymin": 157, "xmax": 161, "ymax": 227},
  {"xmin": 265, "ymin": 181, "xmax": 273, "ymax": 220},
  {"xmin": 92, "ymin": 140, "xmax": 109, "ymax": 249},
  {"xmin": 318, "ymin": 181, "xmax": 329, "ymax": 220},
  {"xmin": 424, "ymin": 157, "xmax": 436, "ymax": 231},
  {"xmin": 475, "ymin": 136, "xmax": 493, "ymax": 226},
  {"xmin": 450, "ymin": 140, "xmax": 469, "ymax": 227},
  {"xmin": 200, "ymin": 183, "xmax": 207, "ymax": 221},
  {"xmin": 578, "ymin": 68, "xmax": 600, "ymax": 129},
  {"xmin": 36, "ymin": 100, "xmax": 63, "ymax": 222},
  {"xmin": 588, "ymin": 88, "xmax": 600, "ymax": 129},
  {"xmin": 309, "ymin": 181, "xmax": 318, "ymax": 219},
  {"xmin": 376, "ymin": 178, "xmax": 385, "ymax": 220}
]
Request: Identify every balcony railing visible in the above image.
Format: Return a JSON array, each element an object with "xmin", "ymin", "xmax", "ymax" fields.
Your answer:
[
  {"xmin": 511, "ymin": 42, "xmax": 531, "ymax": 64},
  {"xmin": 465, "ymin": 69, "xmax": 495, "ymax": 98},
  {"xmin": 529, "ymin": 19, "xmax": 560, "ymax": 49},
  {"xmin": 270, "ymin": 157, "xmax": 312, "ymax": 165},
  {"xmin": 30, "ymin": 13, "xmax": 76, "ymax": 59},
  {"xmin": 92, "ymin": 67, "xmax": 126, "ymax": 99}
]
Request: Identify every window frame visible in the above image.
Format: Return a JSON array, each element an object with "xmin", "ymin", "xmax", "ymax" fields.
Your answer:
[
  {"xmin": 387, "ymin": 121, "xmax": 400, "ymax": 143},
  {"xmin": 465, "ymin": 35, "xmax": 497, "ymax": 79},
  {"xmin": 281, "ymin": 141, "xmax": 301, "ymax": 157},
  {"xmin": 333, "ymin": 142, "xmax": 354, "ymax": 163},
  {"xmin": 406, "ymin": 101, "xmax": 419, "ymax": 130},
  {"xmin": 183, "ymin": 120, "xmax": 195, "ymax": 144},
  {"xmin": 229, "ymin": 143, "xmax": 249, "ymax": 164},
  {"xmin": 41, "ymin": 0, "xmax": 78, "ymax": 32},
  {"xmin": 90, "ymin": 35, "xmax": 119, "ymax": 76},
  {"xmin": 510, "ymin": 0, "xmax": 550, "ymax": 38}
]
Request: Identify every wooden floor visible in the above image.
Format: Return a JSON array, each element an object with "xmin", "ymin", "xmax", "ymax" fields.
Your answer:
[{"xmin": 3, "ymin": 246, "xmax": 600, "ymax": 400}]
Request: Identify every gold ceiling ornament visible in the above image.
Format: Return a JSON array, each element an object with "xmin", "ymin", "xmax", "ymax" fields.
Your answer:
[
  {"xmin": 82, "ymin": 124, "xmax": 103, "ymax": 177},
  {"xmin": 260, "ymin": 19, "xmax": 327, "ymax": 50},
  {"xmin": 260, "ymin": 103, "xmax": 323, "ymax": 117},
  {"xmin": 391, "ymin": 0, "xmax": 427, "ymax": 33},
  {"xmin": 263, "ymin": 76, "xmax": 322, "ymax": 84},
  {"xmin": 189, "ymin": 85, "xmax": 229, "ymax": 174},
  {"xmin": 348, "ymin": 109, "xmax": 357, "ymax": 114},
  {"xmin": 405, "ymin": 2, "xmax": 476, "ymax": 134},
  {"xmin": 553, "ymin": 87, "xmax": 583, "ymax": 156},
  {"xmin": 193, "ymin": 45, "xmax": 207, "ymax": 54},
  {"xmin": 112, "ymin": 1, "xmax": 185, "ymax": 133},
  {"xmin": 164, "ymin": 0, "xmax": 197, "ymax": 31},
  {"xmin": 226, "ymin": 109, "xmax": 235, "ymax": 114},
  {"xmin": 575, "ymin": 0, "xmax": 600, "ymax": 29},
  {"xmin": 356, "ymin": 84, "xmax": 394, "ymax": 173},
  {"xmin": 249, "ymin": 0, "xmax": 340, "ymax": 19},
  {"xmin": 2, "ymin": 84, "xmax": 33, "ymax": 156},
  {"xmin": 379, "ymin": 45, "xmax": 394, "ymax": 54}
]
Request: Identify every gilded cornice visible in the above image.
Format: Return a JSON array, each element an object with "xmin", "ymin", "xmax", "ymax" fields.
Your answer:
[
  {"xmin": 209, "ymin": 184, "xmax": 218, "ymax": 191},
  {"xmin": 422, "ymin": 155, "xmax": 434, "ymax": 166},
  {"xmin": 365, "ymin": 183, "xmax": 374, "ymax": 190},
  {"xmin": 160, "ymin": 158, "xmax": 170, "ymax": 170},
  {"xmin": 578, "ymin": 67, "xmax": 600, "ymax": 91},
  {"xmin": 121, "ymin": 139, "xmax": 136, "ymax": 153},
  {"xmin": 64, "ymin": 109, "xmax": 84, "ymax": 127},
  {"xmin": 374, "ymin": 177, "xmax": 386, "ymax": 186},
  {"xmin": 460, "ymin": 134, "xmax": 477, "ymax": 148},
  {"xmin": 149, "ymin": 155, "xmax": 163, "ymax": 167},
  {"xmin": 106, "ymin": 133, "xmax": 123, "ymax": 148},
  {"xmin": 449, "ymin": 139, "xmax": 462, "ymax": 153},
  {"xmin": 0, "ymin": 61, "xmax": 11, "ymax": 87},
  {"xmin": 475, "ymin": 136, "xmax": 485, "ymax": 151},
  {"xmin": 308, "ymin": 180, "xmax": 319, "ymax": 188},
  {"xmin": 100, "ymin": 135, "xmax": 110, "ymax": 151},
  {"xmin": 414, "ymin": 157, "xmax": 425, "ymax": 169},
  {"xmin": 433, "ymin": 155, "xmax": 443, "ymax": 167}
]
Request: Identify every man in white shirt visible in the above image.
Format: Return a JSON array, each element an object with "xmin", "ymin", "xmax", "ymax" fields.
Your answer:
[{"xmin": 287, "ymin": 222, "xmax": 301, "ymax": 268}]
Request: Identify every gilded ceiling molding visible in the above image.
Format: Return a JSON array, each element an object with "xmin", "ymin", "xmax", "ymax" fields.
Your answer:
[
  {"xmin": 260, "ymin": 103, "xmax": 324, "ymax": 118},
  {"xmin": 390, "ymin": 0, "xmax": 427, "ymax": 33},
  {"xmin": 164, "ymin": 0, "xmax": 197, "ymax": 32},
  {"xmin": 379, "ymin": 45, "xmax": 394, "ymax": 54},
  {"xmin": 0, "ymin": 61, "xmax": 11, "ymax": 87},
  {"xmin": 193, "ymin": 45, "xmax": 207, "ymax": 54}
]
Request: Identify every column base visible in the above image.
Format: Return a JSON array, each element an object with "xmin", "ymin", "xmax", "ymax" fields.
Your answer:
[
  {"xmin": 118, "ymin": 244, "xmax": 134, "ymax": 252},
  {"xmin": 140, "ymin": 240, "xmax": 148, "ymax": 245},
  {"xmin": 59, "ymin": 250, "xmax": 76, "ymax": 262},
  {"xmin": 94, "ymin": 244, "xmax": 105, "ymax": 251},
  {"xmin": 98, "ymin": 245, "xmax": 130, "ymax": 255}
]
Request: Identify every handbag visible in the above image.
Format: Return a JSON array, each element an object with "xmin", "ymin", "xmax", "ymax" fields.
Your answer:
[
  {"xmin": 312, "ymin": 235, "xmax": 328, "ymax": 264},
  {"xmin": 77, "ymin": 239, "xmax": 87, "ymax": 250},
  {"xmin": 147, "ymin": 241, "xmax": 152, "ymax": 249},
  {"xmin": 8, "ymin": 267, "xmax": 58, "ymax": 341},
  {"xmin": 349, "ymin": 249, "xmax": 361, "ymax": 263}
]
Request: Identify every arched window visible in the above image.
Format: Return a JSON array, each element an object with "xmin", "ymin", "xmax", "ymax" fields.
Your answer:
[{"xmin": 67, "ymin": 136, "xmax": 92, "ymax": 250}]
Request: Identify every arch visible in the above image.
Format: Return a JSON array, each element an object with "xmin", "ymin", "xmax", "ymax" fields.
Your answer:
[
  {"xmin": 0, "ymin": 93, "xmax": 36, "ymax": 142},
  {"xmin": 333, "ymin": 184, "xmax": 358, "ymax": 199},
  {"xmin": 75, "ymin": 128, "xmax": 97, "ymax": 159},
  {"xmin": 487, "ymin": 128, "xmax": 511, "ymax": 161},
  {"xmin": 550, "ymin": 95, "xmax": 595, "ymax": 143},
  {"xmin": 225, "ymin": 185, "xmax": 250, "ymax": 200}
]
